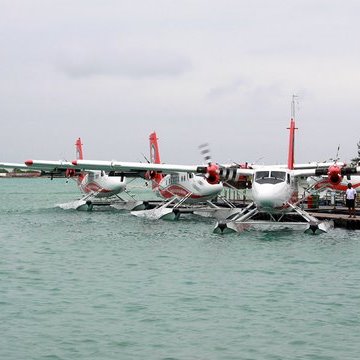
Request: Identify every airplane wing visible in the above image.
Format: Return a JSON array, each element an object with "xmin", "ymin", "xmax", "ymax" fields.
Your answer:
[
  {"xmin": 0, "ymin": 162, "xmax": 32, "ymax": 170},
  {"xmin": 7, "ymin": 158, "xmax": 353, "ymax": 184},
  {"xmin": 0, "ymin": 160, "xmax": 80, "ymax": 178},
  {"xmin": 73, "ymin": 160, "xmax": 200, "ymax": 173},
  {"xmin": 73, "ymin": 159, "xmax": 258, "ymax": 187},
  {"xmin": 24, "ymin": 160, "xmax": 76, "ymax": 170},
  {"xmin": 293, "ymin": 166, "xmax": 360, "ymax": 178},
  {"xmin": 2, "ymin": 159, "xmax": 200, "ymax": 178},
  {"xmin": 293, "ymin": 162, "xmax": 345, "ymax": 170},
  {"xmin": 0, "ymin": 160, "xmax": 76, "ymax": 171}
]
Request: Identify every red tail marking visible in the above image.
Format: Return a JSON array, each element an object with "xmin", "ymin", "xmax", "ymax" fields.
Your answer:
[
  {"xmin": 74, "ymin": 138, "xmax": 85, "ymax": 184},
  {"xmin": 287, "ymin": 118, "xmax": 297, "ymax": 170},
  {"xmin": 149, "ymin": 132, "xmax": 164, "ymax": 189},
  {"xmin": 149, "ymin": 132, "xmax": 161, "ymax": 164},
  {"xmin": 75, "ymin": 138, "xmax": 84, "ymax": 160}
]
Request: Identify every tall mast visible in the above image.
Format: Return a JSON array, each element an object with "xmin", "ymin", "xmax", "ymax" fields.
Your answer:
[{"xmin": 291, "ymin": 94, "xmax": 297, "ymax": 120}]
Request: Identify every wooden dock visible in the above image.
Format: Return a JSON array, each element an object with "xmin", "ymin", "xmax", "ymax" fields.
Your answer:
[{"xmin": 308, "ymin": 208, "xmax": 360, "ymax": 230}]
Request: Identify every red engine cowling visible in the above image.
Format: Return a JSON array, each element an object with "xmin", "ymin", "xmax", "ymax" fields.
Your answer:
[
  {"xmin": 144, "ymin": 170, "xmax": 157, "ymax": 180},
  {"xmin": 206, "ymin": 163, "xmax": 220, "ymax": 185},
  {"xmin": 327, "ymin": 165, "xmax": 342, "ymax": 185},
  {"xmin": 65, "ymin": 168, "xmax": 76, "ymax": 178}
]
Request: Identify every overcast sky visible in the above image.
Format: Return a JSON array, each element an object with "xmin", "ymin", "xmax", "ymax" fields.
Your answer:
[{"xmin": 1, "ymin": 0, "xmax": 359, "ymax": 166}]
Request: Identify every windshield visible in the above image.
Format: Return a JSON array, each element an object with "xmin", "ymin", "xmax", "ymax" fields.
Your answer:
[{"xmin": 255, "ymin": 171, "xmax": 286, "ymax": 184}]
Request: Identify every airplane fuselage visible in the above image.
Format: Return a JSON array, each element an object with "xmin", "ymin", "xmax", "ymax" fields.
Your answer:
[
  {"xmin": 155, "ymin": 172, "xmax": 223, "ymax": 202},
  {"xmin": 251, "ymin": 168, "xmax": 298, "ymax": 213},
  {"xmin": 78, "ymin": 170, "xmax": 126, "ymax": 198}
]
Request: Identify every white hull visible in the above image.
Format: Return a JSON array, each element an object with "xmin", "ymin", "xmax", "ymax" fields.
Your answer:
[
  {"xmin": 110, "ymin": 200, "xmax": 145, "ymax": 211},
  {"xmin": 214, "ymin": 220, "xmax": 334, "ymax": 234},
  {"xmin": 56, "ymin": 199, "xmax": 93, "ymax": 211},
  {"xmin": 193, "ymin": 208, "xmax": 243, "ymax": 221},
  {"xmin": 131, "ymin": 207, "xmax": 179, "ymax": 220}
]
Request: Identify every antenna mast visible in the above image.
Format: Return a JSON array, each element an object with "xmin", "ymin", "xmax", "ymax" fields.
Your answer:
[{"xmin": 291, "ymin": 94, "xmax": 298, "ymax": 120}]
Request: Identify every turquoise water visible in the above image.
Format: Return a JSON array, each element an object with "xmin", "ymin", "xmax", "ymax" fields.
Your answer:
[{"xmin": 1, "ymin": 178, "xmax": 360, "ymax": 360}]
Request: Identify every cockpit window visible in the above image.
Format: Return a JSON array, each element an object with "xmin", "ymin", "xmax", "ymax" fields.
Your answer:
[
  {"xmin": 270, "ymin": 171, "xmax": 286, "ymax": 181},
  {"xmin": 255, "ymin": 171, "xmax": 269, "ymax": 182},
  {"xmin": 255, "ymin": 171, "xmax": 286, "ymax": 184}
]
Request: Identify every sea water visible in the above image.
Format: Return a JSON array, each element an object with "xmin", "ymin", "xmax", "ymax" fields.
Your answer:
[{"xmin": 0, "ymin": 178, "xmax": 360, "ymax": 360}]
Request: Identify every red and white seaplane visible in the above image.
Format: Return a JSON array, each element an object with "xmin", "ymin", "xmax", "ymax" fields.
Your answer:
[
  {"xmin": 0, "ymin": 138, "xmax": 142, "ymax": 211},
  {"xmin": 306, "ymin": 142, "xmax": 360, "ymax": 195},
  {"xmin": 68, "ymin": 98, "xmax": 360, "ymax": 233},
  {"xmin": 126, "ymin": 132, "xmax": 224, "ymax": 220}
]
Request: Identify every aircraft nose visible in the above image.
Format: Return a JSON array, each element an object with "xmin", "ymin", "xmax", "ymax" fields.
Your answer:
[
  {"xmin": 212, "ymin": 183, "xmax": 223, "ymax": 194},
  {"xmin": 255, "ymin": 185, "xmax": 284, "ymax": 210},
  {"xmin": 111, "ymin": 178, "xmax": 126, "ymax": 193},
  {"xmin": 200, "ymin": 182, "xmax": 223, "ymax": 199}
]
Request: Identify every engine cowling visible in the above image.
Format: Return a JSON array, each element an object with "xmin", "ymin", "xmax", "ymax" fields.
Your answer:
[
  {"xmin": 327, "ymin": 165, "xmax": 342, "ymax": 185},
  {"xmin": 144, "ymin": 170, "xmax": 157, "ymax": 180},
  {"xmin": 65, "ymin": 168, "xmax": 76, "ymax": 178},
  {"xmin": 205, "ymin": 163, "xmax": 220, "ymax": 185}
]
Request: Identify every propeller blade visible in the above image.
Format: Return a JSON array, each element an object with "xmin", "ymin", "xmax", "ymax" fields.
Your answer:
[{"xmin": 199, "ymin": 143, "xmax": 212, "ymax": 165}]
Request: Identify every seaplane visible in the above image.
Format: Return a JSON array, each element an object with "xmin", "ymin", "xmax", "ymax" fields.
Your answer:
[
  {"xmin": 0, "ymin": 138, "xmax": 144, "ymax": 211},
  {"xmin": 306, "ymin": 144, "xmax": 360, "ymax": 195},
  {"xmin": 306, "ymin": 172, "xmax": 360, "ymax": 203},
  {"xmin": 68, "ymin": 98, "xmax": 360, "ymax": 233},
  {"xmin": 128, "ymin": 132, "xmax": 224, "ymax": 220},
  {"xmin": 207, "ymin": 100, "xmax": 360, "ymax": 234}
]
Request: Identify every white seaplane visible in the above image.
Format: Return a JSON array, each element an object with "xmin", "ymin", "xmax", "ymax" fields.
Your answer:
[
  {"xmin": 0, "ymin": 138, "xmax": 143, "ymax": 211},
  {"xmin": 209, "ymin": 100, "xmax": 360, "ymax": 234},
  {"xmin": 127, "ymin": 132, "xmax": 225, "ymax": 220}
]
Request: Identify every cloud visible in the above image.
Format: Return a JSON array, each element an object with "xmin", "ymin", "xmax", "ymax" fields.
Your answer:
[
  {"xmin": 207, "ymin": 79, "xmax": 247, "ymax": 100},
  {"xmin": 55, "ymin": 44, "xmax": 192, "ymax": 79},
  {"xmin": 1, "ymin": 0, "xmax": 360, "ymax": 164}
]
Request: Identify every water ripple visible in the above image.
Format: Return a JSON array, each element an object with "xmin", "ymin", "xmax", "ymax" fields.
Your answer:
[{"xmin": 1, "ymin": 179, "xmax": 360, "ymax": 359}]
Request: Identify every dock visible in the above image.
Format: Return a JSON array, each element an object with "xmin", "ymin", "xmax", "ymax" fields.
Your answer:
[{"xmin": 308, "ymin": 207, "xmax": 360, "ymax": 230}]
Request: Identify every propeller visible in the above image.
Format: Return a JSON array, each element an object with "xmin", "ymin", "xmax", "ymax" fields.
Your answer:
[
  {"xmin": 141, "ymin": 153, "xmax": 150, "ymax": 164},
  {"xmin": 321, "ymin": 145, "xmax": 352, "ymax": 183},
  {"xmin": 199, "ymin": 143, "xmax": 213, "ymax": 165},
  {"xmin": 140, "ymin": 152, "xmax": 158, "ymax": 181},
  {"xmin": 197, "ymin": 143, "xmax": 252, "ymax": 187},
  {"xmin": 198, "ymin": 143, "xmax": 221, "ymax": 184}
]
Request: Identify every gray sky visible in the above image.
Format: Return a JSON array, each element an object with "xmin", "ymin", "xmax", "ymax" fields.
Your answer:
[{"xmin": 1, "ymin": 0, "xmax": 359, "ymax": 166}]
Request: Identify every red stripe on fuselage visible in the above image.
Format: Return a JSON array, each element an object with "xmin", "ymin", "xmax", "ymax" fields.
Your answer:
[
  {"xmin": 76, "ymin": 173, "xmax": 87, "ymax": 187},
  {"xmin": 159, "ymin": 185, "xmax": 201, "ymax": 199},
  {"xmin": 314, "ymin": 180, "xmax": 360, "ymax": 191},
  {"xmin": 82, "ymin": 182, "xmax": 112, "ymax": 194}
]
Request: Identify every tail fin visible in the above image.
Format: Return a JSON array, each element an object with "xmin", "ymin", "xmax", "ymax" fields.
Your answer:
[
  {"xmin": 287, "ymin": 97, "xmax": 298, "ymax": 170},
  {"xmin": 287, "ymin": 119, "xmax": 296, "ymax": 170},
  {"xmin": 149, "ymin": 132, "xmax": 164, "ymax": 189},
  {"xmin": 75, "ymin": 138, "xmax": 84, "ymax": 160},
  {"xmin": 149, "ymin": 132, "xmax": 161, "ymax": 164},
  {"xmin": 74, "ymin": 138, "xmax": 85, "ymax": 184}
]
